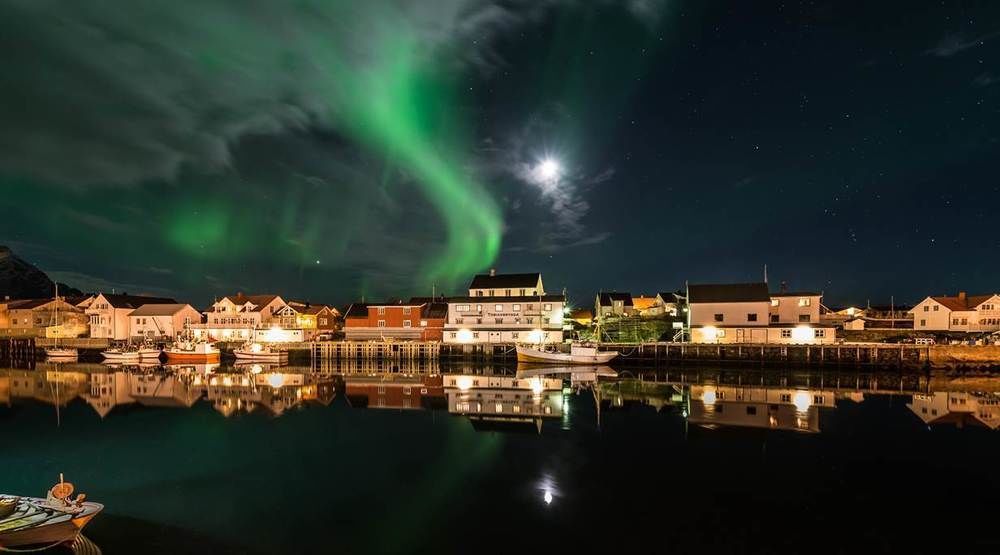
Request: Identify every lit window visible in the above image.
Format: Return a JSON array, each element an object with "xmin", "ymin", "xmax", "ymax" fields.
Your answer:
[
  {"xmin": 403, "ymin": 307, "xmax": 411, "ymax": 315},
  {"xmin": 420, "ymin": 320, "xmax": 427, "ymax": 327},
  {"xmin": 377, "ymin": 307, "xmax": 385, "ymax": 315},
  {"xmin": 495, "ymin": 304, "xmax": 503, "ymax": 312},
  {"xmin": 513, "ymin": 304, "xmax": 521, "ymax": 311},
  {"xmin": 457, "ymin": 304, "xmax": 469, "ymax": 312},
  {"xmin": 544, "ymin": 303, "xmax": 552, "ymax": 311},
  {"xmin": 771, "ymin": 298, "xmax": 779, "ymax": 307},
  {"xmin": 798, "ymin": 298, "xmax": 811, "ymax": 307}
]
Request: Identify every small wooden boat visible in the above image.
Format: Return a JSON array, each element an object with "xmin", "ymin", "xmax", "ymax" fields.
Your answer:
[
  {"xmin": 0, "ymin": 476, "xmax": 102, "ymax": 550},
  {"xmin": 233, "ymin": 342, "xmax": 288, "ymax": 362},
  {"xmin": 101, "ymin": 346, "xmax": 141, "ymax": 362},
  {"xmin": 165, "ymin": 340, "xmax": 220, "ymax": 363},
  {"xmin": 45, "ymin": 347, "xmax": 79, "ymax": 360},
  {"xmin": 516, "ymin": 343, "xmax": 618, "ymax": 365}
]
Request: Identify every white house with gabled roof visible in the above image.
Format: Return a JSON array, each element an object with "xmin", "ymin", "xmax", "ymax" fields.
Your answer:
[
  {"xmin": 910, "ymin": 291, "xmax": 1000, "ymax": 332},
  {"xmin": 444, "ymin": 270, "xmax": 565, "ymax": 344}
]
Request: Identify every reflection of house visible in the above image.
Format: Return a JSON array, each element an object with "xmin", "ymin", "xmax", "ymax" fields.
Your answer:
[
  {"xmin": 344, "ymin": 301, "xmax": 447, "ymax": 341},
  {"xmin": 5, "ymin": 370, "xmax": 89, "ymax": 405},
  {"xmin": 443, "ymin": 271, "xmax": 565, "ymax": 344},
  {"xmin": 910, "ymin": 292, "xmax": 1000, "ymax": 333},
  {"xmin": 83, "ymin": 371, "xmax": 135, "ymax": 418},
  {"xmin": 689, "ymin": 384, "xmax": 836, "ymax": 433},
  {"xmin": 87, "ymin": 293, "xmax": 177, "ymax": 340},
  {"xmin": 596, "ymin": 292, "xmax": 634, "ymax": 320},
  {"xmin": 688, "ymin": 283, "xmax": 835, "ymax": 344},
  {"xmin": 2, "ymin": 298, "xmax": 89, "ymax": 337},
  {"xmin": 128, "ymin": 304, "xmax": 202, "ymax": 340},
  {"xmin": 205, "ymin": 373, "xmax": 323, "ymax": 417},
  {"xmin": 193, "ymin": 294, "xmax": 288, "ymax": 341},
  {"xmin": 443, "ymin": 374, "xmax": 564, "ymax": 422},
  {"xmin": 343, "ymin": 374, "xmax": 444, "ymax": 410},
  {"xmin": 129, "ymin": 373, "xmax": 203, "ymax": 408},
  {"xmin": 907, "ymin": 392, "xmax": 1000, "ymax": 429}
]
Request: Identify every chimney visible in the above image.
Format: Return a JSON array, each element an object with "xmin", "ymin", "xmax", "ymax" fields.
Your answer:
[
  {"xmin": 958, "ymin": 291, "xmax": 967, "ymax": 301},
  {"xmin": 489, "ymin": 268, "xmax": 496, "ymax": 277}
]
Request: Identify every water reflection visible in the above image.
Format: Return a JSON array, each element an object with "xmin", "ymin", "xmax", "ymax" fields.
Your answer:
[{"xmin": 2, "ymin": 363, "xmax": 1000, "ymax": 436}]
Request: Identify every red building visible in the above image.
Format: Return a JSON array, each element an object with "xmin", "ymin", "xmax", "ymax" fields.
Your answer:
[
  {"xmin": 343, "ymin": 300, "xmax": 446, "ymax": 341},
  {"xmin": 343, "ymin": 374, "xmax": 445, "ymax": 410}
]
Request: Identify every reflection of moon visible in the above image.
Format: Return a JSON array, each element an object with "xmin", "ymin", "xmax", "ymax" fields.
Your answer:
[{"xmin": 543, "ymin": 490, "xmax": 553, "ymax": 505}]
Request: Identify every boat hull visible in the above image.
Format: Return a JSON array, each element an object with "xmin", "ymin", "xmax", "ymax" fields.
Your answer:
[
  {"xmin": 233, "ymin": 351, "xmax": 288, "ymax": 362},
  {"xmin": 165, "ymin": 352, "xmax": 221, "ymax": 363},
  {"xmin": 515, "ymin": 346, "xmax": 618, "ymax": 365},
  {"xmin": 0, "ymin": 498, "xmax": 102, "ymax": 548},
  {"xmin": 101, "ymin": 352, "xmax": 140, "ymax": 362},
  {"xmin": 45, "ymin": 348, "xmax": 78, "ymax": 359}
]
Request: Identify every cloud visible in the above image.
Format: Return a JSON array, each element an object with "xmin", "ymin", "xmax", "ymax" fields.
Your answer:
[
  {"xmin": 974, "ymin": 72, "xmax": 1000, "ymax": 87},
  {"xmin": 926, "ymin": 30, "xmax": 1000, "ymax": 57}
]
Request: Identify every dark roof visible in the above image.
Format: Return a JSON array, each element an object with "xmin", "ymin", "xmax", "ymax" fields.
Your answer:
[
  {"xmin": 688, "ymin": 283, "xmax": 770, "ymax": 303},
  {"xmin": 468, "ymin": 273, "xmax": 541, "ymax": 290},
  {"xmin": 423, "ymin": 302, "xmax": 449, "ymax": 319},
  {"xmin": 929, "ymin": 294, "xmax": 996, "ymax": 312},
  {"xmin": 448, "ymin": 294, "xmax": 565, "ymax": 303},
  {"xmin": 5, "ymin": 298, "xmax": 56, "ymax": 310},
  {"xmin": 770, "ymin": 291, "xmax": 822, "ymax": 297},
  {"xmin": 129, "ymin": 303, "xmax": 195, "ymax": 316},
  {"xmin": 597, "ymin": 292, "xmax": 633, "ymax": 306},
  {"xmin": 657, "ymin": 291, "xmax": 682, "ymax": 301},
  {"xmin": 101, "ymin": 294, "xmax": 177, "ymax": 309}
]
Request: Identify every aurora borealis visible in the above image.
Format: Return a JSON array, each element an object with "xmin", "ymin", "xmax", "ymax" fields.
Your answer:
[{"xmin": 2, "ymin": 1, "xmax": 999, "ymax": 305}]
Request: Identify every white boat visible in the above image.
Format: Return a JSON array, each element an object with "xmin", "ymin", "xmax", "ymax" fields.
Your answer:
[
  {"xmin": 164, "ymin": 340, "xmax": 220, "ymax": 363},
  {"xmin": 101, "ymin": 346, "xmax": 141, "ymax": 362},
  {"xmin": 44, "ymin": 284, "xmax": 78, "ymax": 360},
  {"xmin": 233, "ymin": 342, "xmax": 288, "ymax": 362},
  {"xmin": 516, "ymin": 343, "xmax": 618, "ymax": 365},
  {"xmin": 0, "ymin": 476, "xmax": 102, "ymax": 550},
  {"xmin": 138, "ymin": 346, "xmax": 162, "ymax": 360}
]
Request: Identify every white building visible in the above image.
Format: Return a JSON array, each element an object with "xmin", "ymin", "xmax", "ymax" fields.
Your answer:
[
  {"xmin": 443, "ymin": 271, "xmax": 565, "ymax": 344},
  {"xmin": 907, "ymin": 392, "xmax": 1000, "ymax": 429},
  {"xmin": 128, "ymin": 303, "xmax": 202, "ymax": 340},
  {"xmin": 687, "ymin": 282, "xmax": 835, "ymax": 344},
  {"xmin": 910, "ymin": 292, "xmax": 1000, "ymax": 333},
  {"xmin": 191, "ymin": 294, "xmax": 289, "ymax": 341},
  {"xmin": 86, "ymin": 293, "xmax": 178, "ymax": 340}
]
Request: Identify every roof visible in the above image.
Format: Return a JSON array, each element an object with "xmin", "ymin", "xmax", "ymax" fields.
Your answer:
[
  {"xmin": 223, "ymin": 294, "xmax": 281, "ymax": 308},
  {"xmin": 597, "ymin": 292, "xmax": 633, "ymax": 306},
  {"xmin": 657, "ymin": 291, "xmax": 681, "ymax": 301},
  {"xmin": 423, "ymin": 302, "xmax": 448, "ymax": 319},
  {"xmin": 770, "ymin": 291, "xmax": 822, "ymax": 297},
  {"xmin": 688, "ymin": 283, "xmax": 770, "ymax": 304},
  {"xmin": 129, "ymin": 303, "xmax": 196, "ymax": 316},
  {"xmin": 100, "ymin": 294, "xmax": 177, "ymax": 309},
  {"xmin": 468, "ymin": 272, "xmax": 541, "ymax": 290},
  {"xmin": 928, "ymin": 294, "xmax": 996, "ymax": 312},
  {"xmin": 448, "ymin": 294, "xmax": 565, "ymax": 303},
  {"xmin": 5, "ymin": 298, "xmax": 57, "ymax": 310},
  {"xmin": 300, "ymin": 305, "xmax": 337, "ymax": 315},
  {"xmin": 632, "ymin": 296, "xmax": 657, "ymax": 311}
]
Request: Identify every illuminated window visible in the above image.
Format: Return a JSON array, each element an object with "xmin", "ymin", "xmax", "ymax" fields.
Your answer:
[
  {"xmin": 544, "ymin": 303, "xmax": 552, "ymax": 311},
  {"xmin": 457, "ymin": 304, "xmax": 469, "ymax": 312},
  {"xmin": 513, "ymin": 304, "xmax": 521, "ymax": 311},
  {"xmin": 420, "ymin": 320, "xmax": 427, "ymax": 327},
  {"xmin": 403, "ymin": 307, "xmax": 411, "ymax": 315},
  {"xmin": 377, "ymin": 307, "xmax": 385, "ymax": 315},
  {"xmin": 495, "ymin": 304, "xmax": 503, "ymax": 311},
  {"xmin": 377, "ymin": 320, "xmax": 386, "ymax": 328},
  {"xmin": 798, "ymin": 298, "xmax": 811, "ymax": 307},
  {"xmin": 771, "ymin": 298, "xmax": 779, "ymax": 307},
  {"xmin": 476, "ymin": 304, "xmax": 482, "ymax": 312},
  {"xmin": 495, "ymin": 403, "xmax": 503, "ymax": 412}
]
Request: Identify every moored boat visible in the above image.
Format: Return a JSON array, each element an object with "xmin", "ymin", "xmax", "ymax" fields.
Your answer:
[
  {"xmin": 164, "ymin": 339, "xmax": 220, "ymax": 363},
  {"xmin": 101, "ymin": 346, "xmax": 141, "ymax": 362},
  {"xmin": 45, "ymin": 347, "xmax": 78, "ymax": 360},
  {"xmin": 138, "ymin": 346, "xmax": 163, "ymax": 360},
  {"xmin": 515, "ymin": 343, "xmax": 618, "ymax": 365},
  {"xmin": 233, "ymin": 342, "xmax": 288, "ymax": 362},
  {"xmin": 0, "ymin": 476, "xmax": 102, "ymax": 550}
]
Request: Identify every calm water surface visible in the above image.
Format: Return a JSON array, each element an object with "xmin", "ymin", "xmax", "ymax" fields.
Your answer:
[{"xmin": 2, "ymin": 362, "xmax": 999, "ymax": 554}]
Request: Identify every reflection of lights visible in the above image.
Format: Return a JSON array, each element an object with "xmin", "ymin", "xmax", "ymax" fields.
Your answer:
[
  {"xmin": 456, "ymin": 329, "xmax": 474, "ymax": 343},
  {"xmin": 544, "ymin": 491, "xmax": 553, "ymax": 505},
  {"xmin": 793, "ymin": 391, "xmax": 811, "ymax": 412},
  {"xmin": 250, "ymin": 342, "xmax": 263, "ymax": 353},
  {"xmin": 537, "ymin": 474, "xmax": 558, "ymax": 506},
  {"xmin": 791, "ymin": 325, "xmax": 814, "ymax": 343},
  {"xmin": 702, "ymin": 387, "xmax": 717, "ymax": 405},
  {"xmin": 222, "ymin": 376, "xmax": 232, "ymax": 386},
  {"xmin": 250, "ymin": 364, "xmax": 263, "ymax": 374},
  {"xmin": 267, "ymin": 374, "xmax": 285, "ymax": 388},
  {"xmin": 530, "ymin": 378, "xmax": 544, "ymax": 395},
  {"xmin": 456, "ymin": 376, "xmax": 473, "ymax": 391}
]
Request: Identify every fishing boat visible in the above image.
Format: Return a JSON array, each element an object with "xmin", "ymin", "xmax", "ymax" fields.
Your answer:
[
  {"xmin": 101, "ymin": 345, "xmax": 141, "ymax": 362},
  {"xmin": 233, "ymin": 341, "xmax": 288, "ymax": 362},
  {"xmin": 138, "ymin": 345, "xmax": 163, "ymax": 361},
  {"xmin": 44, "ymin": 284, "xmax": 78, "ymax": 361},
  {"xmin": 164, "ymin": 338, "xmax": 220, "ymax": 363},
  {"xmin": 515, "ymin": 343, "xmax": 618, "ymax": 365},
  {"xmin": 0, "ymin": 476, "xmax": 102, "ymax": 550}
]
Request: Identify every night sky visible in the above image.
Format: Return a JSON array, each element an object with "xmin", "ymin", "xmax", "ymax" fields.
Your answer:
[{"xmin": 1, "ymin": 1, "xmax": 998, "ymax": 307}]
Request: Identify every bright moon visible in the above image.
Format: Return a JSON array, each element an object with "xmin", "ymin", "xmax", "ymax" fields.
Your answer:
[{"xmin": 538, "ymin": 158, "xmax": 560, "ymax": 180}]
